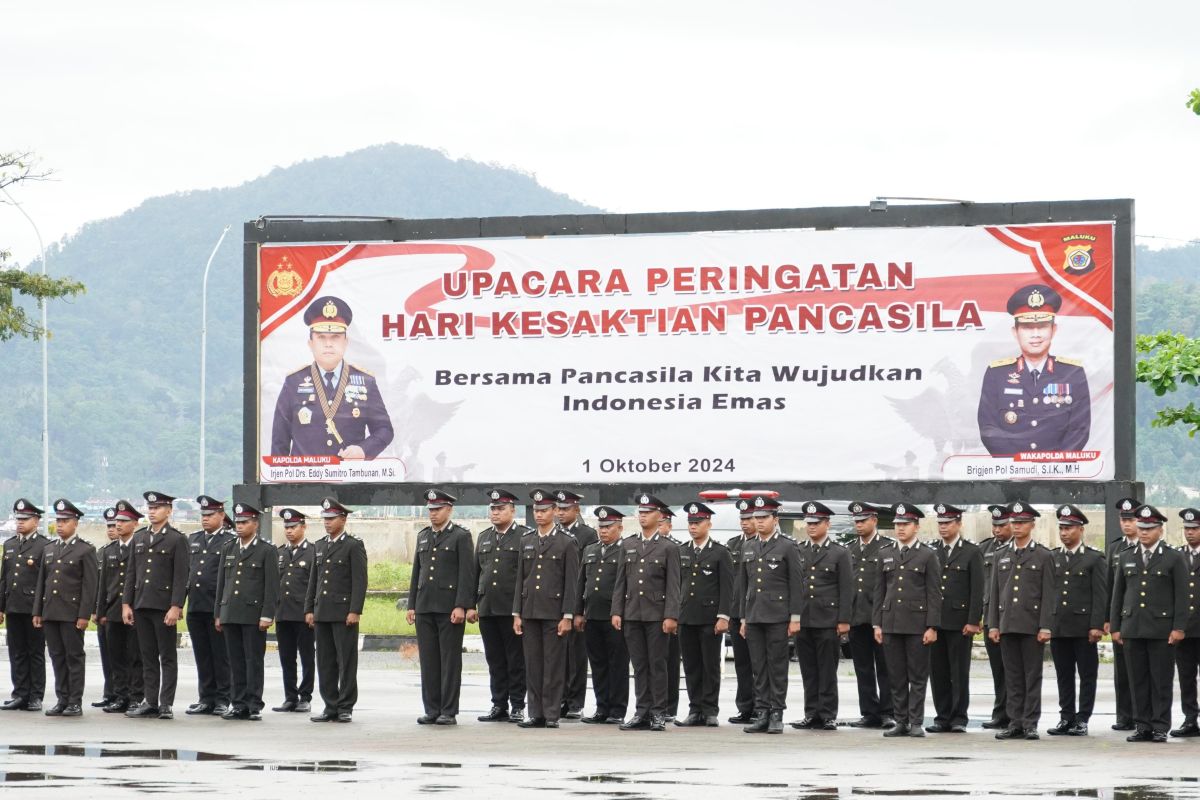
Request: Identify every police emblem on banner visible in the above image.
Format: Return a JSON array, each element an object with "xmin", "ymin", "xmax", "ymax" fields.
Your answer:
[
  {"xmin": 1062, "ymin": 234, "xmax": 1097, "ymax": 275},
  {"xmin": 266, "ymin": 255, "xmax": 305, "ymax": 298}
]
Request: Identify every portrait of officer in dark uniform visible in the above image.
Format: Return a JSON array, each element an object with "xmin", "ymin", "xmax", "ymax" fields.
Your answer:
[
  {"xmin": 270, "ymin": 295, "xmax": 394, "ymax": 460},
  {"xmin": 977, "ymin": 284, "xmax": 1091, "ymax": 457}
]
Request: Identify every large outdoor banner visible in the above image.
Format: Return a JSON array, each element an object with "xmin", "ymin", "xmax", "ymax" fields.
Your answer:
[{"xmin": 257, "ymin": 223, "xmax": 1115, "ymax": 484}]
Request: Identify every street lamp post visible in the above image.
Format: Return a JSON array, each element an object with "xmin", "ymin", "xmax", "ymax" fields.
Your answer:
[
  {"xmin": 1, "ymin": 187, "xmax": 50, "ymax": 534},
  {"xmin": 199, "ymin": 225, "xmax": 231, "ymax": 498}
]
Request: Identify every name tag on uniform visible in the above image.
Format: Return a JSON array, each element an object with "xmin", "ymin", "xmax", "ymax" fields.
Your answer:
[
  {"xmin": 524, "ymin": 544, "xmax": 536, "ymax": 551},
  {"xmin": 999, "ymin": 557, "xmax": 1011, "ymax": 566},
  {"xmin": 882, "ymin": 557, "xmax": 894, "ymax": 564},
  {"xmin": 1003, "ymin": 388, "xmax": 1023, "ymax": 395}
]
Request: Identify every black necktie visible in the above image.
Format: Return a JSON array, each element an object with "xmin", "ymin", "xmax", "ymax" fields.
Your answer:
[
  {"xmin": 1143, "ymin": 548, "xmax": 1151, "ymax": 568},
  {"xmin": 1031, "ymin": 368, "xmax": 1041, "ymax": 385},
  {"xmin": 324, "ymin": 370, "xmax": 336, "ymax": 398}
]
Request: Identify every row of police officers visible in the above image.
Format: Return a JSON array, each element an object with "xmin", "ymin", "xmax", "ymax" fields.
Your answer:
[{"xmin": 0, "ymin": 493, "xmax": 366, "ymax": 722}]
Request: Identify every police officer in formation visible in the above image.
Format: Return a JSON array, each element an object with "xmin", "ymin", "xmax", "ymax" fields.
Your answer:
[
  {"xmin": 214, "ymin": 503, "xmax": 279, "ymax": 721},
  {"xmin": 185, "ymin": 495, "xmax": 236, "ymax": 716},
  {"xmin": 1047, "ymin": 504, "xmax": 1107, "ymax": 736},
  {"xmin": 307, "ymin": 497, "xmax": 368, "ymax": 723},
  {"xmin": 513, "ymin": 489, "xmax": 580, "ymax": 728},
  {"xmin": 926, "ymin": 502, "xmax": 984, "ymax": 733},
  {"xmin": 92, "ymin": 509, "xmax": 119, "ymax": 708},
  {"xmin": 576, "ymin": 506, "xmax": 629, "ymax": 724},
  {"xmin": 470, "ymin": 489, "xmax": 528, "ymax": 723},
  {"xmin": 406, "ymin": 490, "xmax": 471, "ymax": 725},
  {"xmin": 1107, "ymin": 497, "xmax": 1141, "ymax": 730},
  {"xmin": 273, "ymin": 508, "xmax": 315, "ymax": 713},
  {"xmin": 656, "ymin": 510, "xmax": 684, "ymax": 722},
  {"xmin": 33, "ymin": 499, "xmax": 98, "ymax": 717},
  {"xmin": 554, "ymin": 489, "xmax": 596, "ymax": 720},
  {"xmin": 1110, "ymin": 503, "xmax": 1188, "ymax": 743},
  {"xmin": 987, "ymin": 501, "xmax": 1056, "ymax": 740},
  {"xmin": 1174, "ymin": 508, "xmax": 1200, "ymax": 738},
  {"xmin": 96, "ymin": 500, "xmax": 142, "ymax": 712},
  {"xmin": 846, "ymin": 501, "xmax": 896, "ymax": 728},
  {"xmin": 724, "ymin": 503, "xmax": 758, "ymax": 724},
  {"xmin": 792, "ymin": 500, "xmax": 852, "ymax": 730},
  {"xmin": 979, "ymin": 503, "xmax": 1013, "ymax": 728},
  {"xmin": 737, "ymin": 496, "xmax": 802, "ymax": 734},
  {"xmin": 122, "ymin": 491, "xmax": 189, "ymax": 719},
  {"xmin": 0, "ymin": 499, "xmax": 49, "ymax": 712},
  {"xmin": 674, "ymin": 502, "xmax": 733, "ymax": 726},
  {"xmin": 873, "ymin": 503, "xmax": 940, "ymax": 737},
  {"xmin": 611, "ymin": 493, "xmax": 680, "ymax": 731}
]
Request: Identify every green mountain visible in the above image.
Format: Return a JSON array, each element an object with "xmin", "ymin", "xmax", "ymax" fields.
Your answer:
[
  {"xmin": 2, "ymin": 160, "xmax": 1199, "ymax": 505},
  {"xmin": 0, "ymin": 144, "xmax": 599, "ymax": 503}
]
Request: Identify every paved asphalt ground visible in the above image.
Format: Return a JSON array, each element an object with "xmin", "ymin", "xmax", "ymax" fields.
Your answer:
[{"xmin": 0, "ymin": 648, "xmax": 1197, "ymax": 799}]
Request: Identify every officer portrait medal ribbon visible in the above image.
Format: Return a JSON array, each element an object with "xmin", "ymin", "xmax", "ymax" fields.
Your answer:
[{"xmin": 309, "ymin": 364, "xmax": 350, "ymax": 446}]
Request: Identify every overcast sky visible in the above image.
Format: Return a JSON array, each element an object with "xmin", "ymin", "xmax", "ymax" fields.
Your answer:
[{"xmin": 3, "ymin": 1, "xmax": 1198, "ymax": 265}]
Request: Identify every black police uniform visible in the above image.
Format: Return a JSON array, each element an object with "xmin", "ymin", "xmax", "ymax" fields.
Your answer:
[
  {"xmin": 1048, "ymin": 507, "xmax": 1107, "ymax": 732},
  {"xmin": 928, "ymin": 535, "xmax": 984, "ymax": 730},
  {"xmin": 306, "ymin": 502, "xmax": 369, "ymax": 721},
  {"xmin": 474, "ymin": 504, "xmax": 529, "ymax": 719},
  {"xmin": 676, "ymin": 522, "xmax": 734, "ymax": 723},
  {"xmin": 988, "ymin": 535, "xmax": 1057, "ymax": 736},
  {"xmin": 33, "ymin": 503, "xmax": 98, "ymax": 714},
  {"xmin": 612, "ymin": 504, "xmax": 681, "ymax": 728},
  {"xmin": 94, "ymin": 508, "xmax": 117, "ymax": 707},
  {"xmin": 873, "ymin": 537, "xmax": 942, "ymax": 732},
  {"xmin": 976, "ymin": 284, "xmax": 1091, "ymax": 456},
  {"xmin": 725, "ymin": 528, "xmax": 758, "ymax": 722},
  {"xmin": 186, "ymin": 498, "xmax": 236, "ymax": 712},
  {"xmin": 847, "ymin": 507, "xmax": 897, "ymax": 725},
  {"xmin": 1106, "ymin": 507, "xmax": 1140, "ymax": 730},
  {"xmin": 513, "ymin": 521, "xmax": 581, "ymax": 726},
  {"xmin": 978, "ymin": 507, "xmax": 1011, "ymax": 727},
  {"xmin": 122, "ymin": 493, "xmax": 189, "ymax": 714},
  {"xmin": 578, "ymin": 512, "xmax": 629, "ymax": 722},
  {"xmin": 738, "ymin": 523, "xmax": 804, "ymax": 732},
  {"xmin": 1173, "ymin": 521, "xmax": 1200, "ymax": 736},
  {"xmin": 215, "ymin": 526, "xmax": 279, "ymax": 718},
  {"xmin": 559, "ymin": 498, "xmax": 598, "ymax": 719},
  {"xmin": 275, "ymin": 525, "xmax": 315, "ymax": 709},
  {"xmin": 795, "ymin": 526, "xmax": 853, "ymax": 726},
  {"xmin": 96, "ymin": 526, "xmax": 142, "ymax": 710},
  {"xmin": 406, "ymin": 492, "xmax": 473, "ymax": 723},
  {"xmin": 1111, "ymin": 517, "xmax": 1189, "ymax": 738},
  {"xmin": 0, "ymin": 499, "xmax": 49, "ymax": 710}
]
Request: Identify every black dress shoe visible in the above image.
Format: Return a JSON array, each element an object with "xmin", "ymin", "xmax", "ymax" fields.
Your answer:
[
  {"xmin": 1152, "ymin": 731, "xmax": 1168, "ymax": 743},
  {"xmin": 1024, "ymin": 728, "xmax": 1040, "ymax": 740},
  {"xmin": 881, "ymin": 716, "xmax": 896, "ymax": 729},
  {"xmin": 0, "ymin": 698, "xmax": 26, "ymax": 711},
  {"xmin": 24, "ymin": 700, "xmax": 42, "ymax": 712},
  {"xmin": 213, "ymin": 704, "xmax": 231, "ymax": 716},
  {"xmin": 1046, "ymin": 719, "xmax": 1072, "ymax": 736},
  {"xmin": 1126, "ymin": 729, "xmax": 1154, "ymax": 742},
  {"xmin": 649, "ymin": 715, "xmax": 666, "ymax": 731},
  {"xmin": 581, "ymin": 712, "xmax": 608, "ymax": 724},
  {"xmin": 125, "ymin": 702, "xmax": 158, "ymax": 718},
  {"xmin": 949, "ymin": 724, "xmax": 968, "ymax": 733},
  {"xmin": 605, "ymin": 717, "xmax": 624, "ymax": 725},
  {"xmin": 819, "ymin": 719, "xmax": 837, "ymax": 731},
  {"xmin": 728, "ymin": 711, "xmax": 754, "ymax": 724},
  {"xmin": 158, "ymin": 706, "xmax": 173, "ymax": 720},
  {"xmin": 704, "ymin": 716, "xmax": 719, "ymax": 727},
  {"xmin": 743, "ymin": 713, "xmax": 769, "ymax": 734},
  {"xmin": 248, "ymin": 711, "xmax": 262, "ymax": 721},
  {"xmin": 619, "ymin": 716, "xmax": 649, "ymax": 730},
  {"xmin": 272, "ymin": 700, "xmax": 298, "ymax": 713},
  {"xmin": 92, "ymin": 697, "xmax": 113, "ymax": 708},
  {"xmin": 995, "ymin": 727, "xmax": 1024, "ymax": 740},
  {"xmin": 1067, "ymin": 723, "xmax": 1088, "ymax": 736},
  {"xmin": 312, "ymin": 711, "xmax": 338, "ymax": 722},
  {"xmin": 674, "ymin": 713, "xmax": 704, "ymax": 727},
  {"xmin": 434, "ymin": 715, "xmax": 455, "ymax": 725},
  {"xmin": 61, "ymin": 704, "xmax": 82, "ymax": 717},
  {"xmin": 849, "ymin": 716, "xmax": 883, "ymax": 728},
  {"xmin": 883, "ymin": 723, "xmax": 910, "ymax": 737},
  {"xmin": 1171, "ymin": 720, "xmax": 1200, "ymax": 737},
  {"xmin": 186, "ymin": 703, "xmax": 215, "ymax": 715},
  {"xmin": 44, "ymin": 703, "xmax": 65, "ymax": 717},
  {"xmin": 981, "ymin": 718, "xmax": 1009, "ymax": 729},
  {"xmin": 508, "ymin": 709, "xmax": 525, "ymax": 723},
  {"xmin": 1112, "ymin": 720, "xmax": 1135, "ymax": 731},
  {"xmin": 545, "ymin": 720, "xmax": 560, "ymax": 728},
  {"xmin": 518, "ymin": 718, "xmax": 547, "ymax": 729},
  {"xmin": 907, "ymin": 727, "xmax": 926, "ymax": 738},
  {"xmin": 337, "ymin": 712, "xmax": 353, "ymax": 723},
  {"xmin": 563, "ymin": 710, "xmax": 582, "ymax": 720},
  {"xmin": 790, "ymin": 717, "xmax": 819, "ymax": 729},
  {"xmin": 295, "ymin": 701, "xmax": 311, "ymax": 713},
  {"xmin": 103, "ymin": 701, "xmax": 129, "ymax": 714},
  {"xmin": 221, "ymin": 706, "xmax": 245, "ymax": 720},
  {"xmin": 925, "ymin": 723, "xmax": 951, "ymax": 733},
  {"xmin": 477, "ymin": 706, "xmax": 508, "ymax": 722},
  {"xmin": 766, "ymin": 711, "xmax": 784, "ymax": 735}
]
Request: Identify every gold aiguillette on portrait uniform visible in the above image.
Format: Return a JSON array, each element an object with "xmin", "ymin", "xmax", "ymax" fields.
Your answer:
[{"xmin": 310, "ymin": 365, "xmax": 349, "ymax": 447}]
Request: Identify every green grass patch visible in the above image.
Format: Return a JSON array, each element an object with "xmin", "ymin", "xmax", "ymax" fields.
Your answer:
[{"xmin": 369, "ymin": 561, "xmax": 412, "ymax": 591}]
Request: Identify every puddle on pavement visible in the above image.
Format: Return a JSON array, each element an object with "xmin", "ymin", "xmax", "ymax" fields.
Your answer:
[{"xmin": 0, "ymin": 743, "xmax": 358, "ymax": 773}]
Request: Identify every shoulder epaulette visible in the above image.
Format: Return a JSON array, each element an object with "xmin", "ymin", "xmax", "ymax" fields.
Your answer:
[
  {"xmin": 1055, "ymin": 356, "xmax": 1083, "ymax": 367},
  {"xmin": 989, "ymin": 356, "xmax": 1018, "ymax": 368},
  {"xmin": 879, "ymin": 536, "xmax": 897, "ymax": 546},
  {"xmin": 1086, "ymin": 544, "xmax": 1102, "ymax": 553}
]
